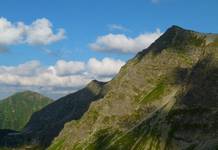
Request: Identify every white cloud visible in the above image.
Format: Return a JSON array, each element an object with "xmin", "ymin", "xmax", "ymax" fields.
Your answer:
[
  {"xmin": 0, "ymin": 60, "xmax": 88, "ymax": 88},
  {"xmin": 0, "ymin": 58, "xmax": 125, "ymax": 99},
  {"xmin": 26, "ymin": 18, "xmax": 65, "ymax": 45},
  {"xmin": 51, "ymin": 60, "xmax": 85, "ymax": 76},
  {"xmin": 90, "ymin": 28, "xmax": 162, "ymax": 53},
  {"xmin": 0, "ymin": 17, "xmax": 25, "ymax": 45},
  {"xmin": 0, "ymin": 17, "xmax": 65, "ymax": 46},
  {"xmin": 0, "ymin": 60, "xmax": 41, "ymax": 76},
  {"xmin": 87, "ymin": 57, "xmax": 125, "ymax": 78}
]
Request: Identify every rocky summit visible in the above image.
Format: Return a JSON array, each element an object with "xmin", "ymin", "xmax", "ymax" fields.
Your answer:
[{"xmin": 1, "ymin": 25, "xmax": 218, "ymax": 150}]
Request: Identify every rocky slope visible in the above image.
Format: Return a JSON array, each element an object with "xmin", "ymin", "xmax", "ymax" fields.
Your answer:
[
  {"xmin": 48, "ymin": 26, "xmax": 218, "ymax": 150},
  {"xmin": 0, "ymin": 91, "xmax": 52, "ymax": 131}
]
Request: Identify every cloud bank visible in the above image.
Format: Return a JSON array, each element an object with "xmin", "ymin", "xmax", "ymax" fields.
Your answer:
[
  {"xmin": 90, "ymin": 28, "xmax": 162, "ymax": 53},
  {"xmin": 0, "ymin": 58, "xmax": 125, "ymax": 99},
  {"xmin": 0, "ymin": 17, "xmax": 65, "ymax": 46}
]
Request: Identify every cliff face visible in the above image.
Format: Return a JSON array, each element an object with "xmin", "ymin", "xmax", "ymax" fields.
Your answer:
[{"xmin": 48, "ymin": 26, "xmax": 218, "ymax": 150}]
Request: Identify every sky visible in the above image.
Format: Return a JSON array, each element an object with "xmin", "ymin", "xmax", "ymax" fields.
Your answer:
[{"xmin": 0, "ymin": 0, "xmax": 217, "ymax": 99}]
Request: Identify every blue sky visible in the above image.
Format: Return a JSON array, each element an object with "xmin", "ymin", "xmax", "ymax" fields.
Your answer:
[{"xmin": 0, "ymin": 0, "xmax": 217, "ymax": 99}]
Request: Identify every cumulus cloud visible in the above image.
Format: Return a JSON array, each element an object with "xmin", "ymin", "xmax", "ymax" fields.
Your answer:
[
  {"xmin": 0, "ymin": 17, "xmax": 25, "ymax": 45},
  {"xmin": 25, "ymin": 18, "xmax": 65, "ymax": 45},
  {"xmin": 0, "ymin": 60, "xmax": 41, "ymax": 76},
  {"xmin": 90, "ymin": 28, "xmax": 162, "ymax": 53},
  {"xmin": 87, "ymin": 57, "xmax": 125, "ymax": 78},
  {"xmin": 0, "ymin": 58, "xmax": 125, "ymax": 99},
  {"xmin": 0, "ymin": 17, "xmax": 65, "ymax": 47},
  {"xmin": 51, "ymin": 60, "xmax": 85, "ymax": 76}
]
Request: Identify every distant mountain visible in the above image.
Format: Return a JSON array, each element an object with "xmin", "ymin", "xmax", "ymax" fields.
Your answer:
[
  {"xmin": 1, "ymin": 26, "xmax": 218, "ymax": 150},
  {"xmin": 0, "ymin": 91, "xmax": 52, "ymax": 131}
]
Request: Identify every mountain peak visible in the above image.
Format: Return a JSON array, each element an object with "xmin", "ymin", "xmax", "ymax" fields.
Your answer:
[
  {"xmin": 87, "ymin": 80, "xmax": 106, "ymax": 87},
  {"xmin": 146, "ymin": 25, "xmax": 205, "ymax": 53},
  {"xmin": 167, "ymin": 25, "xmax": 186, "ymax": 32},
  {"xmin": 12, "ymin": 90, "xmax": 51, "ymax": 100},
  {"xmin": 164, "ymin": 25, "xmax": 197, "ymax": 37},
  {"xmin": 86, "ymin": 80, "xmax": 107, "ymax": 90},
  {"xmin": 86, "ymin": 80, "xmax": 107, "ymax": 95},
  {"xmin": 14, "ymin": 90, "xmax": 38, "ymax": 95}
]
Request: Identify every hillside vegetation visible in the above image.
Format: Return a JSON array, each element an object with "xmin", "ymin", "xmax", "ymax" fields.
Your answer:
[{"xmin": 0, "ymin": 91, "xmax": 52, "ymax": 131}]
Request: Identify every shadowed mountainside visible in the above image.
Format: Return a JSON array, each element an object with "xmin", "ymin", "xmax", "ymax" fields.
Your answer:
[
  {"xmin": 22, "ymin": 80, "xmax": 108, "ymax": 147},
  {"xmin": 0, "ymin": 80, "xmax": 108, "ymax": 149}
]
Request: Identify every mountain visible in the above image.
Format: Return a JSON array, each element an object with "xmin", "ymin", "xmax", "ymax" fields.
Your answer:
[
  {"xmin": 0, "ymin": 91, "xmax": 53, "ymax": 131},
  {"xmin": 1, "ymin": 25, "xmax": 218, "ymax": 150},
  {"xmin": 0, "ymin": 80, "xmax": 108, "ymax": 148},
  {"xmin": 48, "ymin": 26, "xmax": 218, "ymax": 150},
  {"xmin": 21, "ymin": 80, "xmax": 108, "ymax": 147}
]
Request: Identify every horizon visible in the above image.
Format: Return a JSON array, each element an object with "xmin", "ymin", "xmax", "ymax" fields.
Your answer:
[{"xmin": 0, "ymin": 0, "xmax": 217, "ymax": 99}]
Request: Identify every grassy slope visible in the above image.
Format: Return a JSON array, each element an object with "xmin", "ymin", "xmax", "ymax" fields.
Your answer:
[
  {"xmin": 48, "ymin": 50, "xmax": 200, "ymax": 149},
  {"xmin": 0, "ymin": 91, "xmax": 52, "ymax": 131}
]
